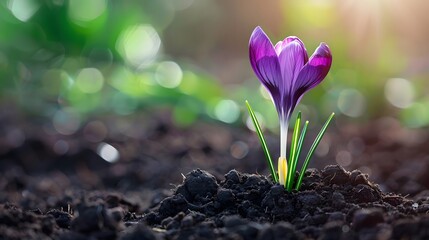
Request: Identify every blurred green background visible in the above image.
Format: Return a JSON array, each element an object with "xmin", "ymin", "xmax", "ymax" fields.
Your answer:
[{"xmin": 1, "ymin": 0, "xmax": 429, "ymax": 134}]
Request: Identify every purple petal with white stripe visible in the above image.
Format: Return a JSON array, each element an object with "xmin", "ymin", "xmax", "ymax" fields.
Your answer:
[
  {"xmin": 291, "ymin": 43, "xmax": 332, "ymax": 110},
  {"xmin": 249, "ymin": 27, "xmax": 283, "ymax": 113}
]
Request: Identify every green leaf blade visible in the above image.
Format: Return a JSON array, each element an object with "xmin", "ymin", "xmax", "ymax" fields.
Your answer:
[
  {"xmin": 286, "ymin": 112, "xmax": 301, "ymax": 191},
  {"xmin": 290, "ymin": 120, "xmax": 309, "ymax": 188},
  {"xmin": 245, "ymin": 100, "xmax": 278, "ymax": 183},
  {"xmin": 295, "ymin": 112, "xmax": 335, "ymax": 190}
]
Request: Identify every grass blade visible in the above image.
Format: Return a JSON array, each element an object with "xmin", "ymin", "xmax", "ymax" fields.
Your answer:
[
  {"xmin": 288, "ymin": 120, "xmax": 309, "ymax": 190},
  {"xmin": 295, "ymin": 112, "xmax": 335, "ymax": 190},
  {"xmin": 245, "ymin": 100, "xmax": 278, "ymax": 183},
  {"xmin": 286, "ymin": 112, "xmax": 301, "ymax": 191}
]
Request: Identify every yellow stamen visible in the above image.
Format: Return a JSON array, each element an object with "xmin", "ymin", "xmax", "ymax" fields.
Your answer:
[{"xmin": 278, "ymin": 157, "xmax": 288, "ymax": 186}]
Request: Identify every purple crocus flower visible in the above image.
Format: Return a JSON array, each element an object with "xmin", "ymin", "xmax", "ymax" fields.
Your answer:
[{"xmin": 249, "ymin": 26, "xmax": 332, "ymax": 184}]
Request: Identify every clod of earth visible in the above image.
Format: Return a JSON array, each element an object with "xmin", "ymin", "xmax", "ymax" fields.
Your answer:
[{"xmin": 141, "ymin": 165, "xmax": 429, "ymax": 239}]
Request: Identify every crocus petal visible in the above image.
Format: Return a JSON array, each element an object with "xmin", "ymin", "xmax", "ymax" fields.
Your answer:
[
  {"xmin": 249, "ymin": 27, "xmax": 283, "ymax": 112},
  {"xmin": 291, "ymin": 43, "xmax": 332, "ymax": 109},
  {"xmin": 279, "ymin": 41, "xmax": 305, "ymax": 86},
  {"xmin": 278, "ymin": 38, "xmax": 308, "ymax": 94},
  {"xmin": 275, "ymin": 37, "xmax": 308, "ymax": 62},
  {"xmin": 273, "ymin": 37, "xmax": 308, "ymax": 120}
]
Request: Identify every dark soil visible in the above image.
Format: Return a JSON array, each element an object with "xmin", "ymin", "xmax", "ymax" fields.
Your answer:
[
  {"xmin": 2, "ymin": 113, "xmax": 429, "ymax": 239},
  {"xmin": 2, "ymin": 166, "xmax": 429, "ymax": 239},
  {"xmin": 140, "ymin": 166, "xmax": 429, "ymax": 239}
]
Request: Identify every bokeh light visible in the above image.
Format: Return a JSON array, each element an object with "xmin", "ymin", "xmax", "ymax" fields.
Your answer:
[
  {"xmin": 155, "ymin": 61, "xmax": 183, "ymax": 88},
  {"xmin": 75, "ymin": 68, "xmax": 104, "ymax": 94},
  {"xmin": 97, "ymin": 143, "xmax": 120, "ymax": 163},
  {"xmin": 385, "ymin": 78, "xmax": 415, "ymax": 109},
  {"xmin": 215, "ymin": 99, "xmax": 240, "ymax": 124},
  {"xmin": 116, "ymin": 24, "xmax": 161, "ymax": 69},
  {"xmin": 53, "ymin": 140, "xmax": 69, "ymax": 155},
  {"xmin": 315, "ymin": 138, "xmax": 330, "ymax": 157},
  {"xmin": 336, "ymin": 150, "xmax": 352, "ymax": 167},
  {"xmin": 7, "ymin": 0, "xmax": 40, "ymax": 22},
  {"xmin": 246, "ymin": 112, "xmax": 265, "ymax": 132},
  {"xmin": 230, "ymin": 141, "xmax": 249, "ymax": 159},
  {"xmin": 53, "ymin": 108, "xmax": 81, "ymax": 135},
  {"xmin": 337, "ymin": 89, "xmax": 366, "ymax": 118},
  {"xmin": 68, "ymin": 0, "xmax": 107, "ymax": 25}
]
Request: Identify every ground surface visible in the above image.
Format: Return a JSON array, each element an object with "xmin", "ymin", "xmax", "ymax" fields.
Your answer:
[{"xmin": 1, "ymin": 113, "xmax": 429, "ymax": 239}]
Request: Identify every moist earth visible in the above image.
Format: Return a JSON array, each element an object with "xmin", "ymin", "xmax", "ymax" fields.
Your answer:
[{"xmin": 2, "ymin": 165, "xmax": 429, "ymax": 239}]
